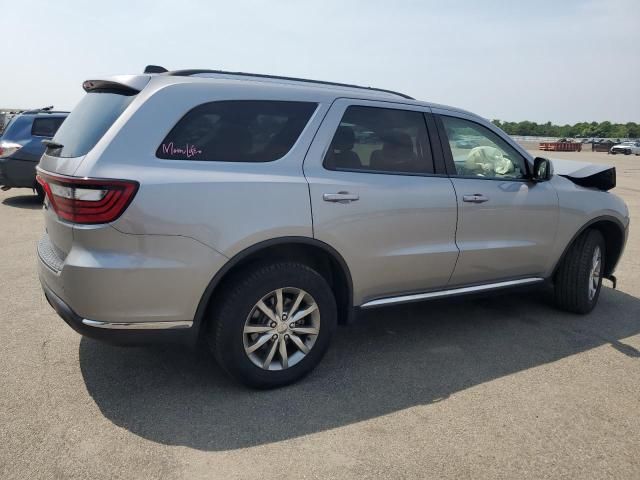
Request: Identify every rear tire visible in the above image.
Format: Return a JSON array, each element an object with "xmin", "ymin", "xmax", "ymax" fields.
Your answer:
[
  {"xmin": 208, "ymin": 262, "xmax": 337, "ymax": 388},
  {"xmin": 554, "ymin": 229, "xmax": 605, "ymax": 314}
]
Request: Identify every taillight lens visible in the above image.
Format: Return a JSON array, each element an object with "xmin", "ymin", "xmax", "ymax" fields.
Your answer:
[
  {"xmin": 0, "ymin": 141, "xmax": 22, "ymax": 158},
  {"xmin": 36, "ymin": 169, "xmax": 138, "ymax": 225}
]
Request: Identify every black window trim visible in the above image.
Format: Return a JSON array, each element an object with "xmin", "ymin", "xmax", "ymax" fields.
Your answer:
[
  {"xmin": 30, "ymin": 116, "xmax": 66, "ymax": 138},
  {"xmin": 424, "ymin": 112, "xmax": 447, "ymax": 175},
  {"xmin": 434, "ymin": 113, "xmax": 533, "ymax": 181},
  {"xmin": 322, "ymin": 104, "xmax": 438, "ymax": 178},
  {"xmin": 155, "ymin": 99, "xmax": 319, "ymax": 163}
]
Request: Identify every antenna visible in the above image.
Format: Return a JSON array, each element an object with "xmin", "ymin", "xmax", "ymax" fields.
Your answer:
[{"xmin": 144, "ymin": 65, "xmax": 168, "ymax": 74}]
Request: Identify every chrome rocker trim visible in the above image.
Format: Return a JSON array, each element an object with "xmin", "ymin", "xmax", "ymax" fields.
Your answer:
[
  {"xmin": 81, "ymin": 319, "xmax": 193, "ymax": 330},
  {"xmin": 360, "ymin": 278, "xmax": 544, "ymax": 309}
]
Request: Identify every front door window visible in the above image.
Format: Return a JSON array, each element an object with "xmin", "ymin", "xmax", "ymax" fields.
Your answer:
[{"xmin": 440, "ymin": 116, "xmax": 526, "ymax": 179}]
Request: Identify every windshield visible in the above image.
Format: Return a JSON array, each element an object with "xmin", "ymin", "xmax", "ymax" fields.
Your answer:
[{"xmin": 50, "ymin": 91, "xmax": 136, "ymax": 157}]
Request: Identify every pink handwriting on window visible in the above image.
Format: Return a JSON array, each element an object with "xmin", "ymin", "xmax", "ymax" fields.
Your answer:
[{"xmin": 161, "ymin": 142, "xmax": 203, "ymax": 158}]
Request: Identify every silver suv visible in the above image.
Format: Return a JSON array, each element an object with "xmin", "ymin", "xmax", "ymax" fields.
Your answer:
[{"xmin": 37, "ymin": 67, "xmax": 629, "ymax": 388}]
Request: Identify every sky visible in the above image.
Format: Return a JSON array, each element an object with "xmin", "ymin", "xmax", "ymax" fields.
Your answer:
[{"xmin": 0, "ymin": 0, "xmax": 638, "ymax": 124}]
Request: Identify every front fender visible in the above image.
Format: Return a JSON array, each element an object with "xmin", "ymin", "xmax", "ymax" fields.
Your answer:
[{"xmin": 547, "ymin": 175, "xmax": 629, "ymax": 277}]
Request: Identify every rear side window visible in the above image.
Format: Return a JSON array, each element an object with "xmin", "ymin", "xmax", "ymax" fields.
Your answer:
[
  {"xmin": 324, "ymin": 106, "xmax": 434, "ymax": 175},
  {"xmin": 50, "ymin": 91, "xmax": 136, "ymax": 158},
  {"xmin": 157, "ymin": 100, "xmax": 317, "ymax": 162},
  {"xmin": 31, "ymin": 117, "xmax": 65, "ymax": 137}
]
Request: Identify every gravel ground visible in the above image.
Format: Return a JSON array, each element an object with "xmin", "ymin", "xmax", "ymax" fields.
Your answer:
[{"xmin": 1, "ymin": 149, "xmax": 638, "ymax": 479}]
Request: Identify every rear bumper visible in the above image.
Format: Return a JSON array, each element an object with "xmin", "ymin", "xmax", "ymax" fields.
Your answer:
[
  {"xmin": 40, "ymin": 276, "xmax": 197, "ymax": 345},
  {"xmin": 36, "ymin": 227, "xmax": 227, "ymax": 345}
]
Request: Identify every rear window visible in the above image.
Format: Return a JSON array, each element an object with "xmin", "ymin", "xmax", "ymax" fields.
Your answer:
[
  {"xmin": 31, "ymin": 117, "xmax": 65, "ymax": 137},
  {"xmin": 50, "ymin": 91, "xmax": 135, "ymax": 158},
  {"xmin": 156, "ymin": 100, "xmax": 317, "ymax": 162},
  {"xmin": 1, "ymin": 115, "xmax": 32, "ymax": 141}
]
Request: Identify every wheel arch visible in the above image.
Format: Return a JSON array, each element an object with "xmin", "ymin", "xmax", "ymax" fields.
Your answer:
[
  {"xmin": 552, "ymin": 215, "xmax": 627, "ymax": 278},
  {"xmin": 192, "ymin": 237, "xmax": 355, "ymax": 335}
]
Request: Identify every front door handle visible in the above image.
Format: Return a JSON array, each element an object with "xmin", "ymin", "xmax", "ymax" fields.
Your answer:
[
  {"xmin": 323, "ymin": 191, "xmax": 359, "ymax": 203},
  {"xmin": 462, "ymin": 193, "xmax": 489, "ymax": 203}
]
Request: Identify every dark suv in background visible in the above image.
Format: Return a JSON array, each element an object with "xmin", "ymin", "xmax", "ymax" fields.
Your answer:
[{"xmin": 0, "ymin": 108, "xmax": 68, "ymax": 200}]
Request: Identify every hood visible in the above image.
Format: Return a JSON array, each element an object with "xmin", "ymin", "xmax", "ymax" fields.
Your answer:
[{"xmin": 551, "ymin": 158, "xmax": 616, "ymax": 191}]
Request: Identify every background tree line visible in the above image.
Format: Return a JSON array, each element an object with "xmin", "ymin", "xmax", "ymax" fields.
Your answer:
[{"xmin": 491, "ymin": 120, "xmax": 640, "ymax": 139}]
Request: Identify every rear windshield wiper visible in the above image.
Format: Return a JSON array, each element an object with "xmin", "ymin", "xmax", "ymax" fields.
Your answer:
[{"xmin": 42, "ymin": 139, "xmax": 63, "ymax": 150}]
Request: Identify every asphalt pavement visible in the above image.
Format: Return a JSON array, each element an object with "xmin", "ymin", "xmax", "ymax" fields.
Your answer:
[{"xmin": 1, "ymin": 149, "xmax": 639, "ymax": 479}]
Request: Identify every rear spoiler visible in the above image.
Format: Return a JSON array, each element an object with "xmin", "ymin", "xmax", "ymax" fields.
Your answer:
[{"xmin": 82, "ymin": 75, "xmax": 151, "ymax": 95}]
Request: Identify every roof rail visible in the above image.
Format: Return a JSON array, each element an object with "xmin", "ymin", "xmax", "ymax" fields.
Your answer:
[{"xmin": 166, "ymin": 69, "xmax": 414, "ymax": 100}]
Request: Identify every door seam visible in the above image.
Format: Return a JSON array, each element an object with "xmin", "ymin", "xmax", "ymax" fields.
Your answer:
[
  {"xmin": 446, "ymin": 177, "xmax": 461, "ymax": 286},
  {"xmin": 301, "ymin": 100, "xmax": 338, "ymax": 238}
]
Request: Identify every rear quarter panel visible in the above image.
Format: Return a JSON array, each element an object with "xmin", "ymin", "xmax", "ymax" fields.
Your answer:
[{"xmin": 78, "ymin": 80, "xmax": 330, "ymax": 257}]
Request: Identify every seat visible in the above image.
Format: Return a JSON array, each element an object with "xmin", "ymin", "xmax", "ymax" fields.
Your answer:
[
  {"xmin": 370, "ymin": 131, "xmax": 416, "ymax": 171},
  {"xmin": 205, "ymin": 123, "xmax": 253, "ymax": 161},
  {"xmin": 327, "ymin": 126, "xmax": 361, "ymax": 169}
]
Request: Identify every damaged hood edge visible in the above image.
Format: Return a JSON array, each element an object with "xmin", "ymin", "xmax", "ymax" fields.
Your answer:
[{"xmin": 550, "ymin": 158, "xmax": 616, "ymax": 191}]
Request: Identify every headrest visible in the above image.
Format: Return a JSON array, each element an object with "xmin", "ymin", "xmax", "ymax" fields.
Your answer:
[
  {"xmin": 382, "ymin": 131, "xmax": 413, "ymax": 151},
  {"xmin": 333, "ymin": 126, "xmax": 356, "ymax": 151},
  {"xmin": 214, "ymin": 123, "xmax": 253, "ymax": 157}
]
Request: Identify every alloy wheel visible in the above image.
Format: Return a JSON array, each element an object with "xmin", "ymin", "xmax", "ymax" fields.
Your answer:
[
  {"xmin": 243, "ymin": 288, "xmax": 320, "ymax": 370},
  {"xmin": 588, "ymin": 246, "xmax": 602, "ymax": 301}
]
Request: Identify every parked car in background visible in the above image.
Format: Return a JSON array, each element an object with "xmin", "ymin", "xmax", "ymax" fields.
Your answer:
[
  {"xmin": 610, "ymin": 141, "xmax": 640, "ymax": 155},
  {"xmin": 454, "ymin": 138, "xmax": 476, "ymax": 149},
  {"xmin": 0, "ymin": 111, "xmax": 18, "ymax": 134},
  {"xmin": 0, "ymin": 107, "xmax": 68, "ymax": 199},
  {"xmin": 593, "ymin": 139, "xmax": 615, "ymax": 153},
  {"xmin": 36, "ymin": 68, "xmax": 629, "ymax": 388}
]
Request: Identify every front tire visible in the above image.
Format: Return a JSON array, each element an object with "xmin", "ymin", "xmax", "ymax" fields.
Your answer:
[
  {"xmin": 209, "ymin": 262, "xmax": 337, "ymax": 388},
  {"xmin": 554, "ymin": 229, "xmax": 605, "ymax": 314}
]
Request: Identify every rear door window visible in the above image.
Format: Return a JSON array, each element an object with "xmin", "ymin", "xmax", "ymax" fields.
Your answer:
[
  {"xmin": 50, "ymin": 91, "xmax": 136, "ymax": 158},
  {"xmin": 31, "ymin": 117, "xmax": 65, "ymax": 137},
  {"xmin": 157, "ymin": 100, "xmax": 317, "ymax": 162},
  {"xmin": 323, "ymin": 105, "xmax": 434, "ymax": 175}
]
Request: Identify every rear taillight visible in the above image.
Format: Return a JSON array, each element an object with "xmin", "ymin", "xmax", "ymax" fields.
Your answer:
[
  {"xmin": 0, "ymin": 141, "xmax": 22, "ymax": 158},
  {"xmin": 36, "ymin": 169, "xmax": 138, "ymax": 225}
]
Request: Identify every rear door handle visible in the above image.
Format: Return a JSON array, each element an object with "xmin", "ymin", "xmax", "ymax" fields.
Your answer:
[
  {"xmin": 323, "ymin": 191, "xmax": 359, "ymax": 203},
  {"xmin": 462, "ymin": 194, "xmax": 489, "ymax": 203}
]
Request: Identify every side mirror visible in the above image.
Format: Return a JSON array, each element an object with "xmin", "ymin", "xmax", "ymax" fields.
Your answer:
[{"xmin": 532, "ymin": 157, "xmax": 553, "ymax": 182}]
